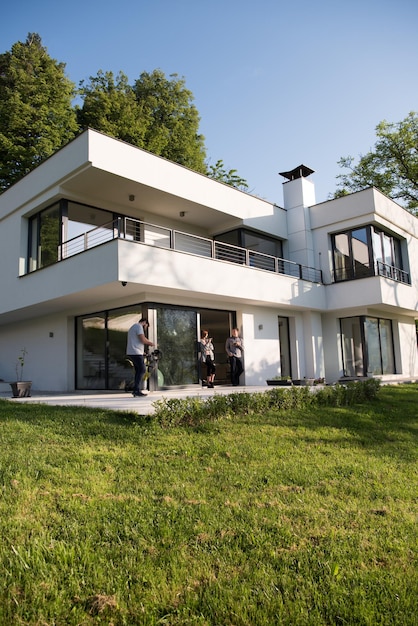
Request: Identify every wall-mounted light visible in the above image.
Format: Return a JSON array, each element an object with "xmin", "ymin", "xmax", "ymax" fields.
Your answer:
[
  {"xmin": 121, "ymin": 281, "xmax": 127, "ymax": 287},
  {"xmin": 129, "ymin": 194, "xmax": 135, "ymax": 202}
]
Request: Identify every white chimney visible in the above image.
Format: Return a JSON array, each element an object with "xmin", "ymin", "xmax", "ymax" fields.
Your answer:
[{"xmin": 279, "ymin": 165, "xmax": 316, "ymax": 268}]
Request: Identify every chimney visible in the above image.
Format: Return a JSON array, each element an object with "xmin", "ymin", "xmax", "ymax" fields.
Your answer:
[{"xmin": 279, "ymin": 165, "xmax": 316, "ymax": 268}]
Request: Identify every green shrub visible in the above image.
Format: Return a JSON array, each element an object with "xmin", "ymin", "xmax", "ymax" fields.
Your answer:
[
  {"xmin": 152, "ymin": 379, "xmax": 382, "ymax": 427},
  {"xmin": 152, "ymin": 397, "xmax": 207, "ymax": 427},
  {"xmin": 267, "ymin": 385, "xmax": 314, "ymax": 410},
  {"xmin": 362, "ymin": 377, "xmax": 382, "ymax": 399}
]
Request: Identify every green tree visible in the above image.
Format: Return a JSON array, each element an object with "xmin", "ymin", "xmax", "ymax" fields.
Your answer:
[
  {"xmin": 335, "ymin": 112, "xmax": 418, "ymax": 215},
  {"xmin": 207, "ymin": 159, "xmax": 248, "ymax": 190},
  {"xmin": 133, "ymin": 70, "xmax": 207, "ymax": 173},
  {"xmin": 0, "ymin": 33, "xmax": 78, "ymax": 192},
  {"xmin": 77, "ymin": 70, "xmax": 146, "ymax": 146}
]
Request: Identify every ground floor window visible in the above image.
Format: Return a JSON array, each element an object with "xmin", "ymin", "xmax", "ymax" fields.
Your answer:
[
  {"xmin": 340, "ymin": 316, "xmax": 395, "ymax": 377},
  {"xmin": 76, "ymin": 304, "xmax": 234, "ymax": 390}
]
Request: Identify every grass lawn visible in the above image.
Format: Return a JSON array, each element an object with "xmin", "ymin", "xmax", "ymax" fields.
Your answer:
[{"xmin": 0, "ymin": 384, "xmax": 417, "ymax": 625}]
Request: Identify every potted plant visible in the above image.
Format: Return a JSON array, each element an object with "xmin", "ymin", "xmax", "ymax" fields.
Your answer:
[
  {"xmin": 266, "ymin": 376, "xmax": 292, "ymax": 386},
  {"xmin": 10, "ymin": 348, "xmax": 32, "ymax": 398}
]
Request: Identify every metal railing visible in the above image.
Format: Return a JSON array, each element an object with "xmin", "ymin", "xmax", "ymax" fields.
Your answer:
[
  {"xmin": 376, "ymin": 261, "xmax": 410, "ymax": 284},
  {"xmin": 59, "ymin": 216, "xmax": 323, "ymax": 283},
  {"xmin": 333, "ymin": 261, "xmax": 410, "ymax": 284}
]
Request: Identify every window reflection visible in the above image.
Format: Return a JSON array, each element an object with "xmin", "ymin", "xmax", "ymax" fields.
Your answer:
[
  {"xmin": 340, "ymin": 315, "xmax": 395, "ymax": 376},
  {"xmin": 333, "ymin": 226, "xmax": 404, "ymax": 282}
]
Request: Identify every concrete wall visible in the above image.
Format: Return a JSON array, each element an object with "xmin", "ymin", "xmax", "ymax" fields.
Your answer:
[{"xmin": 0, "ymin": 313, "xmax": 74, "ymax": 391}]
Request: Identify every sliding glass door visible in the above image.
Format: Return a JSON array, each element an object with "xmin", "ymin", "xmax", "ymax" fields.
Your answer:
[
  {"xmin": 76, "ymin": 305, "xmax": 233, "ymax": 390},
  {"xmin": 341, "ymin": 316, "xmax": 395, "ymax": 377}
]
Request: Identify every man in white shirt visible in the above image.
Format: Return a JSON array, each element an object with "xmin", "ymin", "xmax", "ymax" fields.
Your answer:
[{"xmin": 126, "ymin": 317, "xmax": 155, "ymax": 397}]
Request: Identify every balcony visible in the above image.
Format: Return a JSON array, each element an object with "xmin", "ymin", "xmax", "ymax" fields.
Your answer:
[{"xmin": 59, "ymin": 217, "xmax": 323, "ymax": 284}]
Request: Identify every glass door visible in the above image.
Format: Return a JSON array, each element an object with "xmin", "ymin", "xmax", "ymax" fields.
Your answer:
[
  {"xmin": 107, "ymin": 309, "xmax": 142, "ymax": 389},
  {"xmin": 340, "ymin": 317, "xmax": 364, "ymax": 377},
  {"xmin": 199, "ymin": 310, "xmax": 233, "ymax": 384},
  {"xmin": 76, "ymin": 313, "xmax": 107, "ymax": 389},
  {"xmin": 152, "ymin": 307, "xmax": 232, "ymax": 387},
  {"xmin": 365, "ymin": 317, "xmax": 395, "ymax": 375},
  {"xmin": 76, "ymin": 305, "xmax": 236, "ymax": 390},
  {"xmin": 155, "ymin": 308, "xmax": 198, "ymax": 386},
  {"xmin": 340, "ymin": 316, "xmax": 395, "ymax": 377},
  {"xmin": 278, "ymin": 316, "xmax": 291, "ymax": 378}
]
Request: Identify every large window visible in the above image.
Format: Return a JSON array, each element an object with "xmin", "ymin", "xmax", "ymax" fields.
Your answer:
[
  {"xmin": 372, "ymin": 229, "xmax": 401, "ymax": 267},
  {"xmin": 215, "ymin": 229, "xmax": 283, "ymax": 258},
  {"xmin": 76, "ymin": 309, "xmax": 145, "ymax": 390},
  {"xmin": 332, "ymin": 227, "xmax": 372, "ymax": 281},
  {"xmin": 340, "ymin": 316, "xmax": 395, "ymax": 377},
  {"xmin": 29, "ymin": 203, "xmax": 61, "ymax": 271},
  {"xmin": 76, "ymin": 304, "xmax": 233, "ymax": 390},
  {"xmin": 332, "ymin": 225, "xmax": 405, "ymax": 283},
  {"xmin": 28, "ymin": 200, "xmax": 114, "ymax": 272},
  {"xmin": 64, "ymin": 202, "xmax": 114, "ymax": 257}
]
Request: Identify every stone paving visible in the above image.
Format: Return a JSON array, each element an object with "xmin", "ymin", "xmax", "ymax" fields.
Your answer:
[{"xmin": 1, "ymin": 377, "xmax": 415, "ymax": 416}]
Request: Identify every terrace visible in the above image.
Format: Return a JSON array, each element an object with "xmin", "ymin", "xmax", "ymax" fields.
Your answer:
[{"xmin": 59, "ymin": 216, "xmax": 324, "ymax": 283}]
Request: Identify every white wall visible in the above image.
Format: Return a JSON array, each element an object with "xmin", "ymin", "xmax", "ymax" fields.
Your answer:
[
  {"xmin": 0, "ymin": 313, "xmax": 73, "ymax": 391},
  {"xmin": 88, "ymin": 131, "xmax": 276, "ymax": 222},
  {"xmin": 237, "ymin": 306, "xmax": 325, "ymax": 386}
]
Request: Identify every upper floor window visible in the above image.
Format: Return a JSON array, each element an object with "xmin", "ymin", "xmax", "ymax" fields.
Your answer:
[
  {"xmin": 332, "ymin": 225, "xmax": 408, "ymax": 283},
  {"xmin": 372, "ymin": 228, "xmax": 402, "ymax": 269},
  {"xmin": 28, "ymin": 200, "xmax": 114, "ymax": 272},
  {"xmin": 29, "ymin": 203, "xmax": 60, "ymax": 272},
  {"xmin": 215, "ymin": 228, "xmax": 283, "ymax": 259}
]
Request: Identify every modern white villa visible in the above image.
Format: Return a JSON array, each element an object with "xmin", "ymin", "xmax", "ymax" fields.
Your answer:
[{"xmin": 0, "ymin": 129, "xmax": 417, "ymax": 393}]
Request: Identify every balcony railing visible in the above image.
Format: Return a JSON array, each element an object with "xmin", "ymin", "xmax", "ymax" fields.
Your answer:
[
  {"xmin": 376, "ymin": 261, "xmax": 410, "ymax": 284},
  {"xmin": 58, "ymin": 216, "xmax": 323, "ymax": 283},
  {"xmin": 333, "ymin": 261, "xmax": 410, "ymax": 284}
]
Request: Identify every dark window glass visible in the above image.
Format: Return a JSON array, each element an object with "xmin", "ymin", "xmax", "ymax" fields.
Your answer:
[
  {"xmin": 28, "ymin": 203, "xmax": 60, "ymax": 271},
  {"xmin": 333, "ymin": 232, "xmax": 351, "ymax": 280},
  {"xmin": 351, "ymin": 227, "xmax": 372, "ymax": 278},
  {"xmin": 340, "ymin": 315, "xmax": 395, "ymax": 376},
  {"xmin": 215, "ymin": 229, "xmax": 283, "ymax": 258},
  {"xmin": 333, "ymin": 225, "xmax": 404, "ymax": 282}
]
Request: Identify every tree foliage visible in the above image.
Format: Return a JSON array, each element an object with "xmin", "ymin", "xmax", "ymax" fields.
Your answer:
[
  {"xmin": 335, "ymin": 112, "xmax": 418, "ymax": 215},
  {"xmin": 78, "ymin": 69, "xmax": 209, "ymax": 173},
  {"xmin": 77, "ymin": 70, "xmax": 145, "ymax": 147},
  {"xmin": 0, "ymin": 33, "xmax": 78, "ymax": 192},
  {"xmin": 207, "ymin": 159, "xmax": 248, "ymax": 190},
  {"xmin": 133, "ymin": 70, "xmax": 207, "ymax": 173}
]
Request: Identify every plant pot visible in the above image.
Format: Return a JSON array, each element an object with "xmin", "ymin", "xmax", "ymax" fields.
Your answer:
[
  {"xmin": 10, "ymin": 381, "xmax": 32, "ymax": 398},
  {"xmin": 266, "ymin": 380, "xmax": 292, "ymax": 386}
]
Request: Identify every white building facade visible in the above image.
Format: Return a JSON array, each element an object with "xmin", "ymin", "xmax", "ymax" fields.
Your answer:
[{"xmin": 0, "ymin": 130, "xmax": 417, "ymax": 392}]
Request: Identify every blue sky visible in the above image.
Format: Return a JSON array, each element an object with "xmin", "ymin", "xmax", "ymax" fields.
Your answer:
[{"xmin": 1, "ymin": 0, "xmax": 417, "ymax": 205}]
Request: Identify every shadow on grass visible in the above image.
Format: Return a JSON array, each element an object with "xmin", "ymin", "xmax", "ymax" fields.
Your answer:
[
  {"xmin": 258, "ymin": 385, "xmax": 418, "ymax": 461},
  {"xmin": 0, "ymin": 399, "xmax": 152, "ymax": 435}
]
